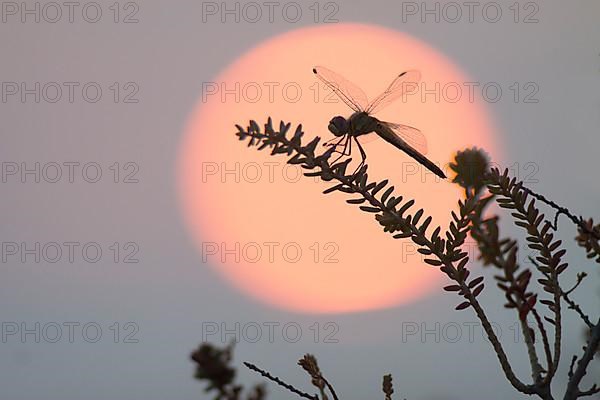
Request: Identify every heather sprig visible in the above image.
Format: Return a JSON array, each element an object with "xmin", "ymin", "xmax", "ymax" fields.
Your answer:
[{"xmin": 199, "ymin": 118, "xmax": 600, "ymax": 400}]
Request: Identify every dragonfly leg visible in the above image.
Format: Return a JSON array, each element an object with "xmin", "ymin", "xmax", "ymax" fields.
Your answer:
[
  {"xmin": 323, "ymin": 135, "xmax": 345, "ymax": 148},
  {"xmin": 352, "ymin": 137, "xmax": 367, "ymax": 175},
  {"xmin": 330, "ymin": 135, "xmax": 350, "ymax": 165},
  {"xmin": 323, "ymin": 136, "xmax": 348, "ymax": 160},
  {"xmin": 341, "ymin": 134, "xmax": 352, "ymax": 156},
  {"xmin": 346, "ymin": 135, "xmax": 352, "ymax": 157}
]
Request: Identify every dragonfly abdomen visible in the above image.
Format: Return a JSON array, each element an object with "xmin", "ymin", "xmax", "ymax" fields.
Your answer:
[{"xmin": 375, "ymin": 122, "xmax": 446, "ymax": 179}]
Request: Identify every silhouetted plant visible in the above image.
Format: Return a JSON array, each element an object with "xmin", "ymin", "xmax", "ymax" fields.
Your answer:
[
  {"xmin": 191, "ymin": 342, "xmax": 265, "ymax": 400},
  {"xmin": 576, "ymin": 219, "xmax": 600, "ymax": 263},
  {"xmin": 193, "ymin": 118, "xmax": 599, "ymax": 400}
]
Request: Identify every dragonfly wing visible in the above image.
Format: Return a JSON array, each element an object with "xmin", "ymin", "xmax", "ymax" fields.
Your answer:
[
  {"xmin": 313, "ymin": 66, "xmax": 369, "ymax": 112},
  {"xmin": 380, "ymin": 121, "xmax": 428, "ymax": 155},
  {"xmin": 375, "ymin": 121, "xmax": 445, "ymax": 178},
  {"xmin": 365, "ymin": 70, "xmax": 421, "ymax": 114}
]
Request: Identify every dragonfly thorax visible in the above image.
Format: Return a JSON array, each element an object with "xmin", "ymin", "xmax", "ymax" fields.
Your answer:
[
  {"xmin": 348, "ymin": 111, "xmax": 378, "ymax": 136},
  {"xmin": 328, "ymin": 112, "xmax": 378, "ymax": 137}
]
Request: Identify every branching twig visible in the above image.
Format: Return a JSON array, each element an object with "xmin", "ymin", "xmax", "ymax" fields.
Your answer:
[
  {"xmin": 564, "ymin": 319, "xmax": 600, "ymax": 400},
  {"xmin": 237, "ymin": 120, "xmax": 538, "ymax": 396},
  {"xmin": 520, "ymin": 186, "xmax": 600, "ymax": 241},
  {"xmin": 244, "ymin": 362, "xmax": 318, "ymax": 400},
  {"xmin": 469, "ymin": 205, "xmax": 548, "ymax": 383},
  {"xmin": 531, "ymin": 257, "xmax": 594, "ymax": 330},
  {"xmin": 577, "ymin": 384, "xmax": 600, "ymax": 398},
  {"xmin": 233, "ymin": 119, "xmax": 599, "ymax": 400},
  {"xmin": 487, "ymin": 168, "xmax": 567, "ymax": 384}
]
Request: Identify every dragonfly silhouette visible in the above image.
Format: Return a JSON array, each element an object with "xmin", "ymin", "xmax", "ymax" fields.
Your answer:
[{"xmin": 313, "ymin": 66, "xmax": 446, "ymax": 179}]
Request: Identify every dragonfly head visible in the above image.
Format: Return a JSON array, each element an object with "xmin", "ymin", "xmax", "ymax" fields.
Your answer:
[{"xmin": 328, "ymin": 116, "xmax": 349, "ymax": 137}]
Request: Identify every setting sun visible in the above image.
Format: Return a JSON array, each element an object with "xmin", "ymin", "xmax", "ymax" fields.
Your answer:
[{"xmin": 178, "ymin": 23, "xmax": 499, "ymax": 313}]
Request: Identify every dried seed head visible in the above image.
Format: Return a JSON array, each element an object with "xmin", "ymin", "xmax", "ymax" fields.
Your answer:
[
  {"xmin": 298, "ymin": 354, "xmax": 325, "ymax": 390},
  {"xmin": 449, "ymin": 147, "xmax": 490, "ymax": 195},
  {"xmin": 382, "ymin": 374, "xmax": 394, "ymax": 400}
]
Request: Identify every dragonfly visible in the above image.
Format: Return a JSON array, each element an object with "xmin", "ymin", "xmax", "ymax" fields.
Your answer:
[{"xmin": 312, "ymin": 66, "xmax": 446, "ymax": 179}]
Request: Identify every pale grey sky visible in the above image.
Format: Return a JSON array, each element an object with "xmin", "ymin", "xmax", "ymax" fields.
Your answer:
[{"xmin": 0, "ymin": 1, "xmax": 599, "ymax": 399}]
